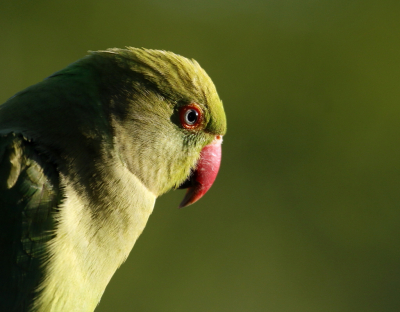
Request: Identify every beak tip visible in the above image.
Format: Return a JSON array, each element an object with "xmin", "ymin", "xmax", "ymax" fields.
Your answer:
[{"xmin": 178, "ymin": 187, "xmax": 202, "ymax": 208}]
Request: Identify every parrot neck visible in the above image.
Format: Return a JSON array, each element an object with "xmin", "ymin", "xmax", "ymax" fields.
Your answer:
[{"xmin": 33, "ymin": 155, "xmax": 156, "ymax": 312}]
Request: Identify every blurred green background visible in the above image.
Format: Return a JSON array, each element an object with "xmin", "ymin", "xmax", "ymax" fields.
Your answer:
[{"xmin": 1, "ymin": 1, "xmax": 400, "ymax": 311}]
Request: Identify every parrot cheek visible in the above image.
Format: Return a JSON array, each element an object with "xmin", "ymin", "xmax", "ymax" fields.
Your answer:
[{"xmin": 178, "ymin": 135, "xmax": 222, "ymax": 208}]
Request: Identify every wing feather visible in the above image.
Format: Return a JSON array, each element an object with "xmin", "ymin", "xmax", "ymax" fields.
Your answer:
[{"xmin": 0, "ymin": 133, "xmax": 61, "ymax": 312}]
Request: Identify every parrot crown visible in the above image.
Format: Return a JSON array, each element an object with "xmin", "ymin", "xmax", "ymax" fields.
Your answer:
[{"xmin": 92, "ymin": 47, "xmax": 226, "ymax": 136}]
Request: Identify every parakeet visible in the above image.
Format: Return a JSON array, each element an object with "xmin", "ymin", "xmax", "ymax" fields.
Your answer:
[{"xmin": 0, "ymin": 47, "xmax": 226, "ymax": 312}]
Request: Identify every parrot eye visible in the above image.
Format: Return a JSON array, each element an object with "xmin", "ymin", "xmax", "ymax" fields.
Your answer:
[{"xmin": 179, "ymin": 103, "xmax": 203, "ymax": 129}]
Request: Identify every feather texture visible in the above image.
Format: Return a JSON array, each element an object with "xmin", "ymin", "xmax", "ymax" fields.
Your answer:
[
  {"xmin": 0, "ymin": 48, "xmax": 226, "ymax": 311},
  {"xmin": 0, "ymin": 133, "xmax": 60, "ymax": 311}
]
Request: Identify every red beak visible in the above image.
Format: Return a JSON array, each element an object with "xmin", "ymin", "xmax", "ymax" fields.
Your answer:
[{"xmin": 178, "ymin": 135, "xmax": 223, "ymax": 208}]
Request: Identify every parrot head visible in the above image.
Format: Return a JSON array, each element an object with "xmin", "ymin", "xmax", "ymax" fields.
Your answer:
[
  {"xmin": 0, "ymin": 47, "xmax": 227, "ymax": 311},
  {"xmin": 87, "ymin": 48, "xmax": 226, "ymax": 207}
]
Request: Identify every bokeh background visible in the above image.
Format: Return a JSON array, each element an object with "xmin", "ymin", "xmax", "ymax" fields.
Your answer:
[{"xmin": 1, "ymin": 1, "xmax": 400, "ymax": 311}]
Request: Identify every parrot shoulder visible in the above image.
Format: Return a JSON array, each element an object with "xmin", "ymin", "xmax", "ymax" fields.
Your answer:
[{"xmin": 0, "ymin": 132, "xmax": 61, "ymax": 311}]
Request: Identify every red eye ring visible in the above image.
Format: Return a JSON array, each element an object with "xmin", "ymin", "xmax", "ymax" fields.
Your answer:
[{"xmin": 179, "ymin": 103, "xmax": 203, "ymax": 130}]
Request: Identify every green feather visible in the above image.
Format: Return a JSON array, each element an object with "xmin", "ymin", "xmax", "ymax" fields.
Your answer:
[
  {"xmin": 0, "ymin": 133, "xmax": 61, "ymax": 311},
  {"xmin": 0, "ymin": 48, "xmax": 226, "ymax": 311}
]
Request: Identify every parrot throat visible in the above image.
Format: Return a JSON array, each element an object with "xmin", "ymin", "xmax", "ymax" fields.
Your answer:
[{"xmin": 33, "ymin": 153, "xmax": 156, "ymax": 312}]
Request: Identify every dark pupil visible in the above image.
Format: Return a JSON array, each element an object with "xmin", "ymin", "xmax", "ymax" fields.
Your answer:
[{"xmin": 186, "ymin": 110, "xmax": 198, "ymax": 124}]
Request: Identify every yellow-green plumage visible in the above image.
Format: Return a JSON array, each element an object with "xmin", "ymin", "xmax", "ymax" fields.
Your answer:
[{"xmin": 0, "ymin": 48, "xmax": 226, "ymax": 311}]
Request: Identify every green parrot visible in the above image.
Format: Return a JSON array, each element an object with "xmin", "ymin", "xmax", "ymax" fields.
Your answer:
[{"xmin": 0, "ymin": 47, "xmax": 226, "ymax": 311}]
